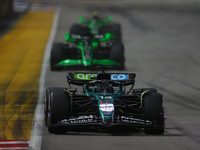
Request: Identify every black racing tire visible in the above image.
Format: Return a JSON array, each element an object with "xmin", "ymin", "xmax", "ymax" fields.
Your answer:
[
  {"xmin": 45, "ymin": 87, "xmax": 66, "ymax": 127},
  {"xmin": 110, "ymin": 42, "xmax": 125, "ymax": 70},
  {"xmin": 69, "ymin": 24, "xmax": 81, "ymax": 34},
  {"xmin": 111, "ymin": 23, "xmax": 121, "ymax": 40},
  {"xmin": 50, "ymin": 43, "xmax": 63, "ymax": 71},
  {"xmin": 47, "ymin": 88, "xmax": 70, "ymax": 133},
  {"xmin": 45, "ymin": 88, "xmax": 50, "ymax": 127},
  {"xmin": 143, "ymin": 93, "xmax": 165, "ymax": 134},
  {"xmin": 70, "ymin": 24, "xmax": 90, "ymax": 35}
]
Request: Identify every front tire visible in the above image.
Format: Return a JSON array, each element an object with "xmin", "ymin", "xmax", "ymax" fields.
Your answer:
[
  {"xmin": 47, "ymin": 88, "xmax": 70, "ymax": 133},
  {"xmin": 45, "ymin": 87, "xmax": 66, "ymax": 127},
  {"xmin": 143, "ymin": 93, "xmax": 165, "ymax": 134}
]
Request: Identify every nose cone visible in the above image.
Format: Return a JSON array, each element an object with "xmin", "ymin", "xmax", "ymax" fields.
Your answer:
[
  {"xmin": 83, "ymin": 57, "xmax": 92, "ymax": 66},
  {"xmin": 103, "ymin": 118, "xmax": 113, "ymax": 124},
  {"xmin": 99, "ymin": 100, "xmax": 114, "ymax": 125}
]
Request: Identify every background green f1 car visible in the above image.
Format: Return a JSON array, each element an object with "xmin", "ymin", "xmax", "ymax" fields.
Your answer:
[
  {"xmin": 70, "ymin": 12, "xmax": 122, "ymax": 40},
  {"xmin": 45, "ymin": 66, "xmax": 165, "ymax": 134},
  {"xmin": 50, "ymin": 33, "xmax": 125, "ymax": 70}
]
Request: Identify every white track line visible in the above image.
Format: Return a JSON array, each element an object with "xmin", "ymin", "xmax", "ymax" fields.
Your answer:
[
  {"xmin": 0, "ymin": 141, "xmax": 29, "ymax": 144},
  {"xmin": 0, "ymin": 148, "xmax": 28, "ymax": 150},
  {"xmin": 28, "ymin": 5, "xmax": 60, "ymax": 150}
]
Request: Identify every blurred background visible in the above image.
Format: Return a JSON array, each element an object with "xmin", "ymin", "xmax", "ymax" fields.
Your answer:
[{"xmin": 0, "ymin": 0, "xmax": 200, "ymax": 150}]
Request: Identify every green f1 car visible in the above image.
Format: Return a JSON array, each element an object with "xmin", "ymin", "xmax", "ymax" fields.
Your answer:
[
  {"xmin": 50, "ymin": 33, "xmax": 125, "ymax": 71},
  {"xmin": 70, "ymin": 12, "xmax": 121, "ymax": 40},
  {"xmin": 45, "ymin": 66, "xmax": 165, "ymax": 134}
]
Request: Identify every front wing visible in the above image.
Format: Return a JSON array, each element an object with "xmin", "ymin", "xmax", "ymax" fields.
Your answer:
[
  {"xmin": 55, "ymin": 59, "xmax": 121, "ymax": 67},
  {"xmin": 50, "ymin": 115, "xmax": 163, "ymax": 128}
]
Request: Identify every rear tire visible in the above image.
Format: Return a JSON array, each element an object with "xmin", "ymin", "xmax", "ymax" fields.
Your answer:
[
  {"xmin": 110, "ymin": 42, "xmax": 125, "ymax": 70},
  {"xmin": 47, "ymin": 88, "xmax": 70, "ymax": 133},
  {"xmin": 50, "ymin": 43, "xmax": 63, "ymax": 71},
  {"xmin": 111, "ymin": 23, "xmax": 121, "ymax": 40},
  {"xmin": 143, "ymin": 93, "xmax": 165, "ymax": 134}
]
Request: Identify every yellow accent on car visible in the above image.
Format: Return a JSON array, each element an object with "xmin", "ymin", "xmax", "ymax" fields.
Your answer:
[
  {"xmin": 64, "ymin": 89, "xmax": 72, "ymax": 110},
  {"xmin": 140, "ymin": 90, "xmax": 150, "ymax": 107}
]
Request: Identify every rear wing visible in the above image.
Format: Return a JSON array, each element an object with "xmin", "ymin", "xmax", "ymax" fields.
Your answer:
[
  {"xmin": 79, "ymin": 16, "xmax": 111, "ymax": 24},
  {"xmin": 65, "ymin": 33, "xmax": 116, "ymax": 42},
  {"xmin": 66, "ymin": 72, "xmax": 136, "ymax": 86}
]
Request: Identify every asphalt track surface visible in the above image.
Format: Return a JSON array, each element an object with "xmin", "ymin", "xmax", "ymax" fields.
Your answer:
[{"xmin": 39, "ymin": 2, "xmax": 200, "ymax": 150}]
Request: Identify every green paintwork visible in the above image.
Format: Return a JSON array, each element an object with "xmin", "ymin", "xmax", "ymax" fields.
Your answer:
[
  {"xmin": 65, "ymin": 33, "xmax": 114, "ymax": 42},
  {"xmin": 83, "ymin": 84, "xmax": 124, "ymax": 123},
  {"xmin": 99, "ymin": 33, "xmax": 116, "ymax": 42},
  {"xmin": 97, "ymin": 94, "xmax": 115, "ymax": 121},
  {"xmin": 65, "ymin": 33, "xmax": 76, "ymax": 42},
  {"xmin": 79, "ymin": 15, "xmax": 112, "ymax": 34},
  {"xmin": 53, "ymin": 33, "xmax": 121, "ymax": 67},
  {"xmin": 56, "ymin": 59, "xmax": 121, "ymax": 66},
  {"xmin": 74, "ymin": 73, "xmax": 97, "ymax": 80}
]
